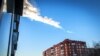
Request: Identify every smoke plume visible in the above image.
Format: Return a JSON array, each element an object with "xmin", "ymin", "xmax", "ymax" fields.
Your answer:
[
  {"xmin": 2, "ymin": 0, "xmax": 63, "ymax": 29},
  {"xmin": 23, "ymin": 0, "xmax": 62, "ymax": 29}
]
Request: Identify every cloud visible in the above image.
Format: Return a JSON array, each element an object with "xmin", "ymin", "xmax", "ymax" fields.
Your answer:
[
  {"xmin": 66, "ymin": 30, "xmax": 73, "ymax": 34},
  {"xmin": 62, "ymin": 29, "xmax": 74, "ymax": 34},
  {"xmin": 23, "ymin": 0, "xmax": 62, "ymax": 29}
]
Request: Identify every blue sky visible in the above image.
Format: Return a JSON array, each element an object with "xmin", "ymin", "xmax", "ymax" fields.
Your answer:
[
  {"xmin": 16, "ymin": 0, "xmax": 100, "ymax": 56},
  {"xmin": 0, "ymin": 0, "xmax": 100, "ymax": 56}
]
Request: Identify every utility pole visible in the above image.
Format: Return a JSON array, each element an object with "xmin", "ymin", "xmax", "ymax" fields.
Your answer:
[
  {"xmin": 7, "ymin": 14, "xmax": 20, "ymax": 56},
  {"xmin": 6, "ymin": 0, "xmax": 24, "ymax": 56}
]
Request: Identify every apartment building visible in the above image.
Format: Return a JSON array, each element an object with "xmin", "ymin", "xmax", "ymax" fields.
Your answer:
[
  {"xmin": 87, "ymin": 48, "xmax": 100, "ymax": 56},
  {"xmin": 43, "ymin": 39, "xmax": 87, "ymax": 56}
]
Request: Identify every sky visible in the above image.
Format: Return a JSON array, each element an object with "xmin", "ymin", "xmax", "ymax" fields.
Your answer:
[{"xmin": 0, "ymin": 0, "xmax": 100, "ymax": 56}]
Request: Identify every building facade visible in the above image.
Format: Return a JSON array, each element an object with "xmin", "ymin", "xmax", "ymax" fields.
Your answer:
[
  {"xmin": 87, "ymin": 48, "xmax": 100, "ymax": 56},
  {"xmin": 43, "ymin": 39, "xmax": 87, "ymax": 56}
]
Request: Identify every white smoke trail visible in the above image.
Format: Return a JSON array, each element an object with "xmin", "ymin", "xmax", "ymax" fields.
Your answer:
[
  {"xmin": 2, "ymin": 0, "xmax": 63, "ymax": 29},
  {"xmin": 23, "ymin": 0, "xmax": 62, "ymax": 29}
]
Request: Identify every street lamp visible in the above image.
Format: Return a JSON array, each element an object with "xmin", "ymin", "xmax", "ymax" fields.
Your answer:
[{"xmin": 6, "ymin": 0, "xmax": 24, "ymax": 56}]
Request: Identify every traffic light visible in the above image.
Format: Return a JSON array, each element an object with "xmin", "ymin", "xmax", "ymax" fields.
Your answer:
[{"xmin": 7, "ymin": 0, "xmax": 24, "ymax": 15}]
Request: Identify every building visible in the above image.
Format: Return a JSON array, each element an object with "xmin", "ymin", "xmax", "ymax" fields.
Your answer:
[
  {"xmin": 43, "ymin": 39, "xmax": 87, "ymax": 56},
  {"xmin": 87, "ymin": 48, "xmax": 95, "ymax": 56},
  {"xmin": 87, "ymin": 48, "xmax": 100, "ymax": 56},
  {"xmin": 87, "ymin": 42, "xmax": 100, "ymax": 56}
]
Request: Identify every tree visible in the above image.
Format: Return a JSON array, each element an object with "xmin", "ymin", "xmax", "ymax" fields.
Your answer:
[{"xmin": 93, "ymin": 41, "xmax": 100, "ymax": 48}]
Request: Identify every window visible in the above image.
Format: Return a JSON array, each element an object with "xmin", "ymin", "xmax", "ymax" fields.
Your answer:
[
  {"xmin": 61, "ymin": 49, "xmax": 64, "ymax": 55},
  {"xmin": 72, "ymin": 43, "xmax": 75, "ymax": 45},
  {"xmin": 69, "ymin": 45, "xmax": 71, "ymax": 47},
  {"xmin": 61, "ymin": 51, "xmax": 64, "ymax": 54},
  {"xmin": 82, "ymin": 46, "xmax": 85, "ymax": 48},
  {"xmin": 76, "ymin": 46, "xmax": 78, "ymax": 48},
  {"xmin": 72, "ymin": 46, "xmax": 74, "ymax": 48},
  {"xmin": 65, "ymin": 44, "xmax": 67, "ymax": 46},
  {"xmin": 61, "ymin": 54, "xmax": 64, "ymax": 56},
  {"xmin": 69, "ymin": 43, "xmax": 70, "ymax": 45},
  {"xmin": 55, "ymin": 47, "xmax": 57, "ymax": 52},
  {"xmin": 79, "ymin": 46, "xmax": 81, "ymax": 48},
  {"xmin": 73, "ymin": 53, "xmax": 77, "ymax": 56},
  {"xmin": 61, "ymin": 44, "xmax": 64, "ymax": 49},
  {"xmin": 60, "ymin": 44, "xmax": 64, "ymax": 47},
  {"xmin": 51, "ymin": 53, "xmax": 54, "ymax": 55},
  {"xmin": 61, "ymin": 49, "xmax": 64, "ymax": 51},
  {"xmin": 51, "ymin": 49, "xmax": 54, "ymax": 53}
]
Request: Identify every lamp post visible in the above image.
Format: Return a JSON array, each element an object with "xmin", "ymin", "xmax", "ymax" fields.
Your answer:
[{"xmin": 7, "ymin": 0, "xmax": 24, "ymax": 56}]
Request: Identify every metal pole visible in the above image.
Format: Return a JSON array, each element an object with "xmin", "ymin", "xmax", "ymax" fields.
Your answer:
[
  {"xmin": 7, "ymin": 0, "xmax": 15, "ymax": 55},
  {"xmin": 11, "ymin": 14, "xmax": 20, "ymax": 56},
  {"xmin": 7, "ymin": 0, "xmax": 22, "ymax": 55},
  {"xmin": 7, "ymin": 13, "xmax": 14, "ymax": 56},
  {"xmin": 7, "ymin": 14, "xmax": 20, "ymax": 56}
]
